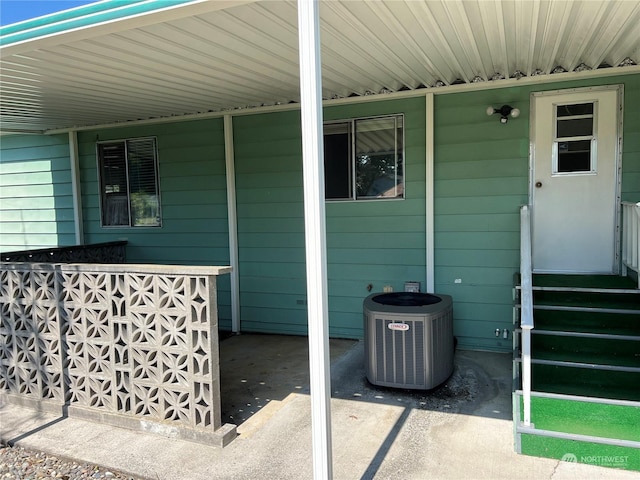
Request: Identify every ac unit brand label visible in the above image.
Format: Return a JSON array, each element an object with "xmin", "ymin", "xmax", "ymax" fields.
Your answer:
[{"xmin": 387, "ymin": 322, "xmax": 409, "ymax": 331}]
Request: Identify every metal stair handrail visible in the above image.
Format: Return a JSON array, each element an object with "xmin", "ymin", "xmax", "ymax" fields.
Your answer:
[
  {"xmin": 520, "ymin": 205, "xmax": 534, "ymax": 426},
  {"xmin": 621, "ymin": 201, "xmax": 640, "ymax": 288}
]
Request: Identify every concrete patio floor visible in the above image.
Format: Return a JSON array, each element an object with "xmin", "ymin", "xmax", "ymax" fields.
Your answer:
[{"xmin": 1, "ymin": 333, "xmax": 637, "ymax": 480}]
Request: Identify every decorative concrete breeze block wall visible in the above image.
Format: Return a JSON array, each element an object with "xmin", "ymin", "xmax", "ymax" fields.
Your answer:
[{"xmin": 0, "ymin": 262, "xmax": 235, "ymax": 447}]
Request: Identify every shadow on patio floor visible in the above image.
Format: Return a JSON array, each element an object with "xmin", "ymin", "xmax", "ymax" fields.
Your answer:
[
  {"xmin": 219, "ymin": 333, "xmax": 356, "ymax": 426},
  {"xmin": 218, "ymin": 332, "xmax": 511, "ymax": 430}
]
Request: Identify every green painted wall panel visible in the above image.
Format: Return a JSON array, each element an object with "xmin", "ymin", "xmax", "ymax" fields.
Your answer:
[
  {"xmin": 435, "ymin": 213, "xmax": 520, "ymax": 232},
  {"xmin": 238, "ymin": 202, "xmax": 303, "ymax": 218},
  {"xmin": 435, "ymin": 232, "xmax": 519, "ymax": 250},
  {"xmin": 234, "ymin": 97, "xmax": 426, "ymax": 339},
  {"xmin": 434, "ymin": 73, "xmax": 639, "ymax": 351},
  {"xmin": 239, "ymin": 217, "xmax": 305, "ymax": 233},
  {"xmin": 436, "ymin": 249, "xmax": 520, "ymax": 268},
  {"xmin": 0, "ymin": 144, "xmax": 71, "ymax": 164},
  {"xmin": 241, "ymin": 276, "xmax": 306, "ymax": 295},
  {"xmin": 0, "ymin": 158, "xmax": 71, "ymax": 175},
  {"xmin": 327, "ymin": 215, "xmax": 424, "ymax": 233},
  {"xmin": 240, "ymin": 261, "xmax": 304, "ymax": 278},
  {"xmin": 240, "ymin": 232, "xmax": 305, "ymax": 248},
  {"xmin": 1, "ymin": 170, "xmax": 72, "ymax": 186},
  {"xmin": 233, "ymin": 171, "xmax": 303, "ymax": 189},
  {"xmin": 0, "ymin": 133, "xmax": 74, "ymax": 252},
  {"xmin": 436, "ymin": 177, "xmax": 529, "ymax": 197},
  {"xmin": 328, "ymin": 248, "xmax": 425, "ymax": 266},
  {"xmin": 436, "ymin": 158, "xmax": 525, "ymax": 180},
  {"xmin": 0, "ymin": 195, "xmax": 74, "ymax": 210},
  {"xmin": 438, "ymin": 196, "xmax": 528, "ymax": 215},
  {"xmin": 1, "ymin": 184, "xmax": 59, "ymax": 198},
  {"xmin": 77, "ymin": 118, "xmax": 233, "ymax": 330},
  {"xmin": 240, "ymin": 247, "xmax": 306, "ymax": 263},
  {"xmin": 1, "ymin": 221, "xmax": 76, "ymax": 235},
  {"xmin": 156, "ymin": 190, "xmax": 228, "ymax": 206},
  {"xmin": 435, "ymin": 266, "xmax": 518, "ymax": 286},
  {"xmin": 326, "ymin": 198, "xmax": 424, "ymax": 216}
]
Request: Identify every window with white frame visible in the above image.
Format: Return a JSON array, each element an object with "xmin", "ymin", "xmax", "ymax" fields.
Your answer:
[
  {"xmin": 554, "ymin": 102, "xmax": 596, "ymax": 174},
  {"xmin": 323, "ymin": 114, "xmax": 404, "ymax": 200},
  {"xmin": 98, "ymin": 137, "xmax": 161, "ymax": 227}
]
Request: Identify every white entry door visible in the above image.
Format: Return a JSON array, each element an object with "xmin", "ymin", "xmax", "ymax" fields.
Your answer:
[{"xmin": 531, "ymin": 86, "xmax": 621, "ymax": 273}]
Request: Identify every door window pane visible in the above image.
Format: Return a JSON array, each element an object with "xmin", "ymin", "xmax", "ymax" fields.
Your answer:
[
  {"xmin": 554, "ymin": 102, "xmax": 595, "ymax": 174},
  {"xmin": 557, "ymin": 117, "xmax": 593, "ymax": 137},
  {"xmin": 556, "ymin": 103, "xmax": 593, "ymax": 117},
  {"xmin": 557, "ymin": 140, "xmax": 592, "ymax": 172}
]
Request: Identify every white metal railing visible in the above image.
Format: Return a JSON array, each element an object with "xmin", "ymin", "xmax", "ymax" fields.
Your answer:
[
  {"xmin": 621, "ymin": 202, "xmax": 640, "ymax": 288},
  {"xmin": 520, "ymin": 205, "xmax": 534, "ymax": 426},
  {"xmin": 0, "ymin": 262, "xmax": 235, "ymax": 446}
]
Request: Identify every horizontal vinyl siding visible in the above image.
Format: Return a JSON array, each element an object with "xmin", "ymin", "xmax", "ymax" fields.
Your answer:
[
  {"xmin": 77, "ymin": 119, "xmax": 233, "ymax": 329},
  {"xmin": 234, "ymin": 98, "xmax": 426, "ymax": 339},
  {"xmin": 434, "ymin": 73, "xmax": 640, "ymax": 352},
  {"xmin": 0, "ymin": 134, "xmax": 74, "ymax": 252},
  {"xmin": 234, "ymin": 110, "xmax": 307, "ymax": 336},
  {"xmin": 622, "ymin": 75, "xmax": 640, "ymax": 201},
  {"xmin": 326, "ymin": 99, "xmax": 426, "ymax": 338}
]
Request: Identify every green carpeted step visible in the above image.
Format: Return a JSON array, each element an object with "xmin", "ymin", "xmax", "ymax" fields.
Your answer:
[
  {"xmin": 533, "ymin": 274, "xmax": 638, "ymax": 290},
  {"xmin": 519, "ymin": 434, "xmax": 640, "ymax": 471},
  {"xmin": 533, "ymin": 290, "xmax": 640, "ymax": 312},
  {"xmin": 531, "ymin": 364, "xmax": 640, "ymax": 401},
  {"xmin": 533, "ymin": 310, "xmax": 640, "ymax": 337},
  {"xmin": 532, "ymin": 335, "xmax": 640, "ymax": 368},
  {"xmin": 519, "ymin": 395, "xmax": 640, "ymax": 442}
]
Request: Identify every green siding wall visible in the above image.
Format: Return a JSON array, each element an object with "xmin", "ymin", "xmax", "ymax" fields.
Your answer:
[
  {"xmin": 233, "ymin": 110, "xmax": 306, "ymax": 335},
  {"xmin": 0, "ymin": 134, "xmax": 74, "ymax": 252},
  {"xmin": 77, "ymin": 119, "xmax": 233, "ymax": 329},
  {"xmin": 434, "ymin": 73, "xmax": 640, "ymax": 351},
  {"xmin": 325, "ymin": 99, "xmax": 427, "ymax": 338},
  {"xmin": 621, "ymin": 76, "xmax": 640, "ymax": 201},
  {"xmin": 234, "ymin": 98, "xmax": 427, "ymax": 338},
  {"xmin": 4, "ymin": 73, "xmax": 636, "ymax": 350}
]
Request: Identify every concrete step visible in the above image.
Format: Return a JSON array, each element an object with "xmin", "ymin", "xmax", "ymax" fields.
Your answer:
[{"xmin": 514, "ymin": 391, "xmax": 640, "ymax": 472}]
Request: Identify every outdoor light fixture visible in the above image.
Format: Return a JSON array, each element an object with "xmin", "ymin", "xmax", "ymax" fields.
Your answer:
[{"xmin": 486, "ymin": 104, "xmax": 520, "ymax": 123}]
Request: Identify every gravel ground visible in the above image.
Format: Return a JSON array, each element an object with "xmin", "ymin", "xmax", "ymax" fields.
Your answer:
[{"xmin": 0, "ymin": 445, "xmax": 141, "ymax": 480}]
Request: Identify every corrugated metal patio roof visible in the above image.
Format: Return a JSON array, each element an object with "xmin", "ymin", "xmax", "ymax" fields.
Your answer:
[{"xmin": 1, "ymin": 0, "xmax": 639, "ymax": 133}]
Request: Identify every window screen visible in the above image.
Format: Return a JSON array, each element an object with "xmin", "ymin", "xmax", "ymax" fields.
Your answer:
[{"xmin": 98, "ymin": 138, "xmax": 161, "ymax": 227}]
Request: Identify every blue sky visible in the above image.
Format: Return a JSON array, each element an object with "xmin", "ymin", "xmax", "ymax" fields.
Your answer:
[{"xmin": 1, "ymin": 1, "xmax": 98, "ymax": 26}]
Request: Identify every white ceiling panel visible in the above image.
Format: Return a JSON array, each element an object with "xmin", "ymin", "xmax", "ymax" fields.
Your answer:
[{"xmin": 1, "ymin": 0, "xmax": 639, "ymax": 133}]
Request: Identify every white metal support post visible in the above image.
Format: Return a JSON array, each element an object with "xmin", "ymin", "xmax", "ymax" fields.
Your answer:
[
  {"xmin": 224, "ymin": 115, "xmax": 241, "ymax": 333},
  {"xmin": 69, "ymin": 131, "xmax": 84, "ymax": 245},
  {"xmin": 520, "ymin": 205, "xmax": 534, "ymax": 426},
  {"xmin": 297, "ymin": 0, "xmax": 333, "ymax": 478},
  {"xmin": 425, "ymin": 93, "xmax": 435, "ymax": 293}
]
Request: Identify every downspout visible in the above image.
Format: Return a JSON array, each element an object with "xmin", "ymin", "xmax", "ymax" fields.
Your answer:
[
  {"xmin": 69, "ymin": 131, "xmax": 84, "ymax": 245},
  {"xmin": 425, "ymin": 93, "xmax": 435, "ymax": 293},
  {"xmin": 224, "ymin": 115, "xmax": 241, "ymax": 334},
  {"xmin": 297, "ymin": 0, "xmax": 333, "ymax": 478}
]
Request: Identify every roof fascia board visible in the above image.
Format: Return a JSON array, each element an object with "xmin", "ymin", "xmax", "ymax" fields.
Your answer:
[
  {"xmin": 43, "ymin": 65, "xmax": 640, "ymax": 135},
  {"xmin": 0, "ymin": 0, "xmax": 145, "ymax": 36},
  {"xmin": 0, "ymin": 0, "xmax": 257, "ymax": 57}
]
